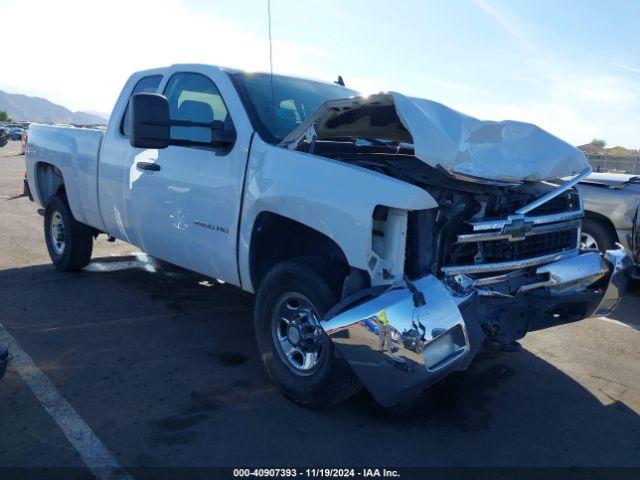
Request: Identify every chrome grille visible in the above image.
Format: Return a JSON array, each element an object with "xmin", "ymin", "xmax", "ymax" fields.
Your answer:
[
  {"xmin": 528, "ymin": 193, "xmax": 578, "ymax": 216},
  {"xmin": 479, "ymin": 228, "xmax": 578, "ymax": 263},
  {"xmin": 441, "ymin": 176, "xmax": 587, "ymax": 276}
]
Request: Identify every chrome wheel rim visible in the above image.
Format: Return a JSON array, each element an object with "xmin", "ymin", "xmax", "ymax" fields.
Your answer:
[
  {"xmin": 271, "ymin": 292, "xmax": 325, "ymax": 376},
  {"xmin": 581, "ymin": 232, "xmax": 599, "ymax": 251},
  {"xmin": 50, "ymin": 211, "xmax": 65, "ymax": 255}
]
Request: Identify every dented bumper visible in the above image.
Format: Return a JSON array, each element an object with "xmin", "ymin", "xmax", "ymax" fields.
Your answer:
[{"xmin": 322, "ymin": 248, "xmax": 632, "ymax": 407}]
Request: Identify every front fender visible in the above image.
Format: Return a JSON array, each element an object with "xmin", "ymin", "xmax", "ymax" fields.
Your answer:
[{"xmin": 238, "ymin": 137, "xmax": 437, "ymax": 292}]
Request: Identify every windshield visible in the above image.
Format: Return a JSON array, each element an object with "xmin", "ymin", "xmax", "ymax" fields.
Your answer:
[{"xmin": 231, "ymin": 72, "xmax": 359, "ymax": 143}]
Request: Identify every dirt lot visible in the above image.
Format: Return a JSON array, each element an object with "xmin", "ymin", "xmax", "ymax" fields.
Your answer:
[{"xmin": 0, "ymin": 139, "xmax": 639, "ymax": 478}]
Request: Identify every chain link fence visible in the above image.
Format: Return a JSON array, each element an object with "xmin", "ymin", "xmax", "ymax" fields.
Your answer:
[{"xmin": 587, "ymin": 155, "xmax": 640, "ymax": 174}]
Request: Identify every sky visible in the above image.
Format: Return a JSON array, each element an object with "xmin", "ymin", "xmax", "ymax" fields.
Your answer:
[{"xmin": 1, "ymin": 0, "xmax": 638, "ymax": 148}]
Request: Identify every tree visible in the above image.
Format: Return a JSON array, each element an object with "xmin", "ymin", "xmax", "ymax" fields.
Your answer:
[
  {"xmin": 590, "ymin": 138, "xmax": 606, "ymax": 148},
  {"xmin": 0, "ymin": 110, "xmax": 11, "ymax": 122}
]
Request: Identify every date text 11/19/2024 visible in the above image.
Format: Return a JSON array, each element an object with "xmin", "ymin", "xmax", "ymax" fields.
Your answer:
[{"xmin": 233, "ymin": 468, "xmax": 401, "ymax": 478}]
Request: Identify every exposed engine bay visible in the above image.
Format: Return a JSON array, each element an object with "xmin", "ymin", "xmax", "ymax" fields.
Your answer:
[
  {"xmin": 294, "ymin": 138, "xmax": 583, "ymax": 291},
  {"xmin": 282, "ymin": 91, "xmax": 591, "ymax": 298}
]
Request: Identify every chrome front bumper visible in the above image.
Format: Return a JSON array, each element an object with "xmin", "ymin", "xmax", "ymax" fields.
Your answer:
[{"xmin": 322, "ymin": 248, "xmax": 632, "ymax": 407}]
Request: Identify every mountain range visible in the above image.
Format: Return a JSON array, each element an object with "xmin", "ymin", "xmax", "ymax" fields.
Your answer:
[{"xmin": 0, "ymin": 90, "xmax": 108, "ymax": 125}]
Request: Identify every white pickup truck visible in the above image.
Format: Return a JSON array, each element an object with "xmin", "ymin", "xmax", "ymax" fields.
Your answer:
[{"xmin": 25, "ymin": 64, "xmax": 632, "ymax": 408}]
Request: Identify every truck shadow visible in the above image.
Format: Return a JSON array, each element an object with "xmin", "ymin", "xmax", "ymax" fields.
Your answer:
[
  {"xmin": 608, "ymin": 279, "xmax": 640, "ymax": 330},
  {"xmin": 1, "ymin": 254, "xmax": 639, "ymax": 466}
]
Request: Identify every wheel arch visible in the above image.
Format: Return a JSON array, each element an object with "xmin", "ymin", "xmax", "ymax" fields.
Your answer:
[
  {"xmin": 248, "ymin": 211, "xmax": 358, "ymax": 292},
  {"xmin": 35, "ymin": 162, "xmax": 66, "ymax": 205},
  {"xmin": 583, "ymin": 210, "xmax": 619, "ymax": 243}
]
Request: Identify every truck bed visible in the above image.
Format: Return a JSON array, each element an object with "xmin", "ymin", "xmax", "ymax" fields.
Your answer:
[{"xmin": 26, "ymin": 124, "xmax": 106, "ymax": 231}]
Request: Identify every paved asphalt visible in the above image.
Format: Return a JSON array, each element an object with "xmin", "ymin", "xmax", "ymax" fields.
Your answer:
[{"xmin": 0, "ymin": 140, "xmax": 639, "ymax": 477}]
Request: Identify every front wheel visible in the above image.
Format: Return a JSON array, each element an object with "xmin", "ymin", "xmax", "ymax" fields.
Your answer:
[
  {"xmin": 254, "ymin": 259, "xmax": 361, "ymax": 407},
  {"xmin": 44, "ymin": 194, "xmax": 93, "ymax": 271}
]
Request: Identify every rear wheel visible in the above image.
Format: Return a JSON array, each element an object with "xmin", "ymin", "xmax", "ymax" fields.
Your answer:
[
  {"xmin": 254, "ymin": 259, "xmax": 361, "ymax": 407},
  {"xmin": 44, "ymin": 194, "xmax": 93, "ymax": 271}
]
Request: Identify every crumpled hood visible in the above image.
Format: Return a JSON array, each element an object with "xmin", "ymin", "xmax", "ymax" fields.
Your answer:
[{"xmin": 281, "ymin": 92, "xmax": 588, "ymax": 183}]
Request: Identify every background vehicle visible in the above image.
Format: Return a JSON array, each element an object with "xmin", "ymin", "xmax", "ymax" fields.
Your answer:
[
  {"xmin": 24, "ymin": 64, "xmax": 631, "ymax": 408},
  {"xmin": 10, "ymin": 128, "xmax": 25, "ymax": 140},
  {"xmin": 0, "ymin": 128, "xmax": 8, "ymax": 148},
  {"xmin": 577, "ymin": 173, "xmax": 640, "ymax": 274},
  {"xmin": 363, "ymin": 317, "xmax": 380, "ymax": 335},
  {"xmin": 401, "ymin": 329, "xmax": 424, "ymax": 353}
]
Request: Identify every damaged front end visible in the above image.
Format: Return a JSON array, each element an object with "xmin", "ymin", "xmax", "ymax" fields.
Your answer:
[
  {"xmin": 323, "ymin": 247, "xmax": 631, "ymax": 407},
  {"xmin": 283, "ymin": 90, "xmax": 633, "ymax": 406},
  {"xmin": 322, "ymin": 169, "xmax": 633, "ymax": 407}
]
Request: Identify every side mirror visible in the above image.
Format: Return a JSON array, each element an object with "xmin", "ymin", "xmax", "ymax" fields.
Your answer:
[
  {"xmin": 129, "ymin": 93, "xmax": 170, "ymax": 149},
  {"xmin": 129, "ymin": 92, "xmax": 236, "ymax": 150}
]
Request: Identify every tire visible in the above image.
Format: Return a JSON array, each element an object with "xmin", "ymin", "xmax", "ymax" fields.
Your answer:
[
  {"xmin": 44, "ymin": 194, "xmax": 93, "ymax": 271},
  {"xmin": 254, "ymin": 259, "xmax": 362, "ymax": 407},
  {"xmin": 581, "ymin": 218, "xmax": 617, "ymax": 253}
]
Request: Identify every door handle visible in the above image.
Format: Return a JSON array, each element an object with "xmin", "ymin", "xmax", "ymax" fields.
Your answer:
[{"xmin": 136, "ymin": 162, "xmax": 161, "ymax": 172}]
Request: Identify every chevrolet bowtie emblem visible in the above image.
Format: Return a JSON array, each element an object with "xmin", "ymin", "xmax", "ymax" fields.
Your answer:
[{"xmin": 501, "ymin": 216, "xmax": 535, "ymax": 241}]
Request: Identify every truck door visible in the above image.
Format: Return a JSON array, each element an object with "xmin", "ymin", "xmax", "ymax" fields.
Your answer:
[{"xmin": 127, "ymin": 69, "xmax": 248, "ymax": 285}]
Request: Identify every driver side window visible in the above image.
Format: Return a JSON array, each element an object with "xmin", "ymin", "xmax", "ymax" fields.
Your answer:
[
  {"xmin": 121, "ymin": 75, "xmax": 162, "ymax": 136},
  {"xmin": 163, "ymin": 72, "xmax": 235, "ymax": 147}
]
